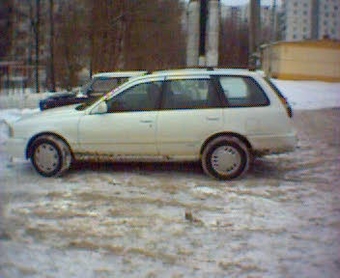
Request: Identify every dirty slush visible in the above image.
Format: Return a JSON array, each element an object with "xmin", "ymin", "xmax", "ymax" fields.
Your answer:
[{"xmin": 0, "ymin": 108, "xmax": 339, "ymax": 278}]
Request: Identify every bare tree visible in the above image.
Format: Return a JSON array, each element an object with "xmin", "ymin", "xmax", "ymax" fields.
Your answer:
[
  {"xmin": 219, "ymin": 18, "xmax": 249, "ymax": 68},
  {"xmin": 48, "ymin": 0, "xmax": 56, "ymax": 91},
  {"xmin": 90, "ymin": 0, "xmax": 186, "ymax": 72},
  {"xmin": 53, "ymin": 0, "xmax": 91, "ymax": 89},
  {"xmin": 0, "ymin": 0, "xmax": 13, "ymax": 59},
  {"xmin": 34, "ymin": 0, "xmax": 40, "ymax": 93},
  {"xmin": 7, "ymin": 0, "xmax": 187, "ymax": 90}
]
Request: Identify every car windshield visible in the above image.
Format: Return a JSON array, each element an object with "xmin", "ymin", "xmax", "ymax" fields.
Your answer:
[{"xmin": 76, "ymin": 85, "xmax": 123, "ymax": 111}]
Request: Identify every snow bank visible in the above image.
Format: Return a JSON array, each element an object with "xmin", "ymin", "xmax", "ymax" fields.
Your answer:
[
  {"xmin": 273, "ymin": 79, "xmax": 340, "ymax": 110},
  {"xmin": 0, "ymin": 92, "xmax": 53, "ymax": 109}
]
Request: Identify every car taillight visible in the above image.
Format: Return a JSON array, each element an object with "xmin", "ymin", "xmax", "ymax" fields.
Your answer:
[
  {"xmin": 264, "ymin": 77, "xmax": 293, "ymax": 118},
  {"xmin": 280, "ymin": 96, "xmax": 293, "ymax": 118}
]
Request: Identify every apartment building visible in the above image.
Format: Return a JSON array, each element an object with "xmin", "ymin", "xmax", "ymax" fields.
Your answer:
[
  {"xmin": 281, "ymin": 0, "xmax": 340, "ymax": 41},
  {"xmin": 318, "ymin": 0, "xmax": 340, "ymax": 39}
]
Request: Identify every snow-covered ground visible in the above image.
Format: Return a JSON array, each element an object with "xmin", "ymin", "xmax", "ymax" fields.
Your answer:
[
  {"xmin": 0, "ymin": 80, "xmax": 340, "ymax": 278},
  {"xmin": 272, "ymin": 79, "xmax": 340, "ymax": 110}
]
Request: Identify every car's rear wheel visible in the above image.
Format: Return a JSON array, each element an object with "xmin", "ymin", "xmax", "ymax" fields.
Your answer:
[
  {"xmin": 30, "ymin": 135, "xmax": 72, "ymax": 177},
  {"xmin": 202, "ymin": 136, "xmax": 251, "ymax": 180}
]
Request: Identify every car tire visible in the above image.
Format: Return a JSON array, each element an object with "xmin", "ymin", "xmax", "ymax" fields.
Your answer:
[
  {"xmin": 30, "ymin": 135, "xmax": 72, "ymax": 177},
  {"xmin": 201, "ymin": 136, "xmax": 251, "ymax": 180}
]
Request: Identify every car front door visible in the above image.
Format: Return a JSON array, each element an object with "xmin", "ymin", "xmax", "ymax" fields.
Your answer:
[
  {"xmin": 77, "ymin": 79, "xmax": 163, "ymax": 156},
  {"xmin": 157, "ymin": 76, "xmax": 224, "ymax": 158}
]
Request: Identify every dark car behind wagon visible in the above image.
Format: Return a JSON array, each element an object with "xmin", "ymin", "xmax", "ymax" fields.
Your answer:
[{"xmin": 39, "ymin": 71, "xmax": 147, "ymax": 110}]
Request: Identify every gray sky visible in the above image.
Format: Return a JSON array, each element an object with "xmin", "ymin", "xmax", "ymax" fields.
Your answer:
[
  {"xmin": 184, "ymin": 1, "xmax": 282, "ymax": 7},
  {"xmin": 221, "ymin": 0, "xmax": 281, "ymax": 6}
]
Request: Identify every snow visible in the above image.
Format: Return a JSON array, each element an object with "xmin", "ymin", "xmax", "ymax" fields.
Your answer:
[{"xmin": 273, "ymin": 79, "xmax": 340, "ymax": 110}]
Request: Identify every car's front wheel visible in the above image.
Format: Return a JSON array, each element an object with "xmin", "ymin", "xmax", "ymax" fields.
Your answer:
[
  {"xmin": 30, "ymin": 135, "xmax": 72, "ymax": 177},
  {"xmin": 201, "ymin": 136, "xmax": 251, "ymax": 180}
]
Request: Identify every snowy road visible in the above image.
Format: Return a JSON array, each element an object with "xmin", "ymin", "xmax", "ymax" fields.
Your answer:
[{"xmin": 0, "ymin": 108, "xmax": 339, "ymax": 277}]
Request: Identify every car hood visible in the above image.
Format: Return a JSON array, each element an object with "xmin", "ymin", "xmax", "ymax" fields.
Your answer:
[
  {"xmin": 12, "ymin": 104, "xmax": 83, "ymax": 125},
  {"xmin": 8, "ymin": 104, "xmax": 87, "ymax": 140},
  {"xmin": 38, "ymin": 103, "xmax": 84, "ymax": 118},
  {"xmin": 43, "ymin": 92, "xmax": 76, "ymax": 100}
]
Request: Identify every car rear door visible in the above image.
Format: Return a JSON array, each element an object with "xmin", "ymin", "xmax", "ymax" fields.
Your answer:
[{"xmin": 157, "ymin": 75, "xmax": 224, "ymax": 158}]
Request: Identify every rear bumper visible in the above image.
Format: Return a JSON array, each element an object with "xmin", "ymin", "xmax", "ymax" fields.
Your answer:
[
  {"xmin": 5, "ymin": 137, "xmax": 27, "ymax": 159},
  {"xmin": 249, "ymin": 132, "xmax": 297, "ymax": 156}
]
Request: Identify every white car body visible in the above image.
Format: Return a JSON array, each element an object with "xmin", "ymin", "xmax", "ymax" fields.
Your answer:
[{"xmin": 5, "ymin": 68, "xmax": 296, "ymax": 179}]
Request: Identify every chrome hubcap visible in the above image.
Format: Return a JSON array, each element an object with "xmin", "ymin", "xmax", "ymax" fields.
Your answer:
[
  {"xmin": 34, "ymin": 143, "xmax": 59, "ymax": 173},
  {"xmin": 211, "ymin": 145, "xmax": 242, "ymax": 176}
]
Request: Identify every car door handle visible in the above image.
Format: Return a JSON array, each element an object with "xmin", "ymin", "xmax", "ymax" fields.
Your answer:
[
  {"xmin": 206, "ymin": 117, "xmax": 220, "ymax": 121},
  {"xmin": 140, "ymin": 120, "xmax": 153, "ymax": 123}
]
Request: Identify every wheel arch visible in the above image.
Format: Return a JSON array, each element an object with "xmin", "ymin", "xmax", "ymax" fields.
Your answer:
[
  {"xmin": 200, "ymin": 132, "xmax": 252, "ymax": 156},
  {"xmin": 26, "ymin": 132, "xmax": 73, "ymax": 159}
]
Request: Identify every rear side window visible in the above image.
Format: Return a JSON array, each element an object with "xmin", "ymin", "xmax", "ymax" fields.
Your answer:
[
  {"xmin": 219, "ymin": 76, "xmax": 269, "ymax": 107},
  {"xmin": 163, "ymin": 79, "xmax": 221, "ymax": 109}
]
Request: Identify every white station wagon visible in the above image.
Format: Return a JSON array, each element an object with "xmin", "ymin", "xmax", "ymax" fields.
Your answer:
[{"xmin": 5, "ymin": 68, "xmax": 296, "ymax": 180}]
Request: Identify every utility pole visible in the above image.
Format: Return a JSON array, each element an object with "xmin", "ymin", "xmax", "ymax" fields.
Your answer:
[
  {"xmin": 311, "ymin": 0, "xmax": 319, "ymax": 39},
  {"xmin": 249, "ymin": 0, "xmax": 261, "ymax": 69},
  {"xmin": 206, "ymin": 0, "xmax": 220, "ymax": 67},
  {"xmin": 271, "ymin": 0, "xmax": 277, "ymax": 42},
  {"xmin": 49, "ymin": 0, "xmax": 56, "ymax": 91},
  {"xmin": 187, "ymin": 0, "xmax": 200, "ymax": 67},
  {"xmin": 186, "ymin": 0, "xmax": 220, "ymax": 67},
  {"xmin": 34, "ymin": 0, "xmax": 40, "ymax": 93},
  {"xmin": 199, "ymin": 0, "xmax": 207, "ymax": 65}
]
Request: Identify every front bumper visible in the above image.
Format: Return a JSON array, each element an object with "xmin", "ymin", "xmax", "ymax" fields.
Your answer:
[{"xmin": 5, "ymin": 137, "xmax": 28, "ymax": 160}]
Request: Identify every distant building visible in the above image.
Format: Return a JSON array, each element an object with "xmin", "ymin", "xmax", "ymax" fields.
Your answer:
[
  {"xmin": 261, "ymin": 39, "xmax": 340, "ymax": 82},
  {"xmin": 280, "ymin": 0, "xmax": 340, "ymax": 41},
  {"xmin": 318, "ymin": 0, "xmax": 340, "ymax": 40},
  {"xmin": 221, "ymin": 5, "xmax": 246, "ymax": 28}
]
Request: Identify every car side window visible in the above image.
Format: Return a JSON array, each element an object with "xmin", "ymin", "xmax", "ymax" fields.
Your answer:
[
  {"xmin": 219, "ymin": 76, "xmax": 269, "ymax": 107},
  {"xmin": 106, "ymin": 81, "xmax": 162, "ymax": 113},
  {"xmin": 163, "ymin": 79, "xmax": 220, "ymax": 109}
]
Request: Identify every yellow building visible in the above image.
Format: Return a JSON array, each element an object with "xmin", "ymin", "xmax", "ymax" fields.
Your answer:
[{"xmin": 261, "ymin": 40, "xmax": 340, "ymax": 82}]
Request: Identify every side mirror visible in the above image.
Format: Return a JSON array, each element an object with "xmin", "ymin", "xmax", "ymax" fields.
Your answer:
[
  {"xmin": 91, "ymin": 101, "xmax": 107, "ymax": 114},
  {"xmin": 85, "ymin": 87, "xmax": 94, "ymax": 97}
]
